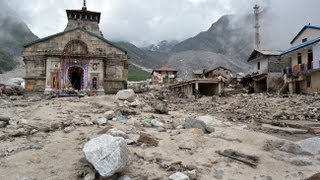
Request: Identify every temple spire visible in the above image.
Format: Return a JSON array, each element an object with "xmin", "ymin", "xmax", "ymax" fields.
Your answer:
[{"xmin": 82, "ymin": 0, "xmax": 87, "ymax": 10}]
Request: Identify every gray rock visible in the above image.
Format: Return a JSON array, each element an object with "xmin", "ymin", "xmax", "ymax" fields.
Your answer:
[
  {"xmin": 7, "ymin": 128, "xmax": 26, "ymax": 137},
  {"xmin": 64, "ymin": 126, "xmax": 75, "ymax": 133},
  {"xmin": 30, "ymin": 142, "xmax": 44, "ymax": 150},
  {"xmin": 18, "ymin": 119, "xmax": 28, "ymax": 125},
  {"xmin": 0, "ymin": 116, "xmax": 10, "ymax": 123},
  {"xmin": 129, "ymin": 100, "xmax": 142, "ymax": 108},
  {"xmin": 280, "ymin": 142, "xmax": 304, "ymax": 154},
  {"xmin": 169, "ymin": 172, "xmax": 190, "ymax": 180},
  {"xmin": 153, "ymin": 100, "xmax": 168, "ymax": 114},
  {"xmin": 151, "ymin": 119, "xmax": 164, "ymax": 127},
  {"xmin": 84, "ymin": 172, "xmax": 96, "ymax": 180},
  {"xmin": 183, "ymin": 117, "xmax": 208, "ymax": 133},
  {"xmin": 116, "ymin": 89, "xmax": 136, "ymax": 102},
  {"xmin": 118, "ymin": 175, "xmax": 132, "ymax": 180},
  {"xmin": 104, "ymin": 111, "xmax": 115, "ymax": 120},
  {"xmin": 0, "ymin": 121, "xmax": 6, "ymax": 128},
  {"xmin": 83, "ymin": 134, "xmax": 129, "ymax": 178},
  {"xmin": 297, "ymin": 137, "xmax": 320, "ymax": 155},
  {"xmin": 4, "ymin": 87, "xmax": 15, "ymax": 96},
  {"xmin": 185, "ymin": 170, "xmax": 197, "ymax": 180},
  {"xmin": 212, "ymin": 170, "xmax": 224, "ymax": 179},
  {"xmin": 108, "ymin": 128, "xmax": 129, "ymax": 139},
  {"xmin": 96, "ymin": 118, "xmax": 108, "ymax": 126},
  {"xmin": 290, "ymin": 157, "xmax": 313, "ymax": 166},
  {"xmin": 196, "ymin": 115, "xmax": 222, "ymax": 131}
]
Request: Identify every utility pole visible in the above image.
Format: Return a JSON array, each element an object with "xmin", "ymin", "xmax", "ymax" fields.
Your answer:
[{"xmin": 254, "ymin": 4, "xmax": 260, "ymax": 49}]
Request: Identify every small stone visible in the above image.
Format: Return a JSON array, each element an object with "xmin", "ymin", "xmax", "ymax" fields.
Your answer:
[
  {"xmin": 104, "ymin": 111, "xmax": 115, "ymax": 120},
  {"xmin": 290, "ymin": 157, "xmax": 313, "ymax": 166},
  {"xmin": 151, "ymin": 119, "xmax": 164, "ymax": 127},
  {"xmin": 153, "ymin": 100, "xmax": 168, "ymax": 114},
  {"xmin": 213, "ymin": 170, "xmax": 224, "ymax": 179},
  {"xmin": 183, "ymin": 117, "xmax": 207, "ymax": 133},
  {"xmin": 30, "ymin": 142, "xmax": 44, "ymax": 150},
  {"xmin": 8, "ymin": 128, "xmax": 26, "ymax": 137},
  {"xmin": 64, "ymin": 126, "xmax": 75, "ymax": 133},
  {"xmin": 137, "ymin": 133, "xmax": 159, "ymax": 146},
  {"xmin": 0, "ymin": 121, "xmax": 6, "ymax": 128},
  {"xmin": 84, "ymin": 172, "xmax": 96, "ymax": 180},
  {"xmin": 18, "ymin": 119, "xmax": 28, "ymax": 125},
  {"xmin": 185, "ymin": 170, "xmax": 197, "ymax": 180},
  {"xmin": 118, "ymin": 175, "xmax": 132, "ymax": 180},
  {"xmin": 50, "ymin": 122, "xmax": 61, "ymax": 130},
  {"xmin": 169, "ymin": 172, "xmax": 190, "ymax": 180},
  {"xmin": 96, "ymin": 118, "xmax": 108, "ymax": 126},
  {"xmin": 129, "ymin": 100, "xmax": 141, "ymax": 108},
  {"xmin": 108, "ymin": 128, "xmax": 129, "ymax": 139},
  {"xmin": 0, "ymin": 116, "xmax": 10, "ymax": 123}
]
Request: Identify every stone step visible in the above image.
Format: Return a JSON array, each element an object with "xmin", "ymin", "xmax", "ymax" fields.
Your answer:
[{"xmin": 261, "ymin": 124, "xmax": 309, "ymax": 134}]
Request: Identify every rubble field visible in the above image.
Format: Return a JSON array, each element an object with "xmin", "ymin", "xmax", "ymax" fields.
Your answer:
[{"xmin": 0, "ymin": 90, "xmax": 320, "ymax": 180}]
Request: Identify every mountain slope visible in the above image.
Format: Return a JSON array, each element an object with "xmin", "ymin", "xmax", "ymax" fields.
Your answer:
[
  {"xmin": 115, "ymin": 42, "xmax": 168, "ymax": 69},
  {"xmin": 0, "ymin": 1, "xmax": 38, "ymax": 73},
  {"xmin": 171, "ymin": 15, "xmax": 254, "ymax": 61}
]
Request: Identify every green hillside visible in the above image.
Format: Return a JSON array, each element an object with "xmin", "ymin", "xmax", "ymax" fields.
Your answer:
[{"xmin": 128, "ymin": 64, "xmax": 151, "ymax": 81}]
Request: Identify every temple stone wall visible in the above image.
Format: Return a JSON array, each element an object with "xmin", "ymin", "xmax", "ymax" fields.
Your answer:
[{"xmin": 22, "ymin": 29, "xmax": 129, "ymax": 94}]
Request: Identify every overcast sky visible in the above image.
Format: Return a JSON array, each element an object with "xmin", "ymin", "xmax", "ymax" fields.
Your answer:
[{"xmin": 4, "ymin": 0, "xmax": 320, "ymax": 48}]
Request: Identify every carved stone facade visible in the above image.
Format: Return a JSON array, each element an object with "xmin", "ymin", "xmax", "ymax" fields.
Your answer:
[{"xmin": 22, "ymin": 4, "xmax": 129, "ymax": 94}]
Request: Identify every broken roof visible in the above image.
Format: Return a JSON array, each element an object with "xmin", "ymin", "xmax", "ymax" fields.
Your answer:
[
  {"xmin": 290, "ymin": 25, "xmax": 320, "ymax": 44},
  {"xmin": 205, "ymin": 66, "xmax": 232, "ymax": 74},
  {"xmin": 247, "ymin": 49, "xmax": 282, "ymax": 62}
]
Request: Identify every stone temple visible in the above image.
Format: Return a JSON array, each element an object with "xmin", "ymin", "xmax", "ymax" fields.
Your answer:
[{"xmin": 22, "ymin": 1, "xmax": 129, "ymax": 94}]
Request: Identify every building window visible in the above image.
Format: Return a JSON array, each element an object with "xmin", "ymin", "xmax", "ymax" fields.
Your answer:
[
  {"xmin": 308, "ymin": 49, "xmax": 313, "ymax": 69},
  {"xmin": 257, "ymin": 62, "xmax": 260, "ymax": 70},
  {"xmin": 302, "ymin": 38, "xmax": 308, "ymax": 43},
  {"xmin": 306, "ymin": 76, "xmax": 311, "ymax": 87},
  {"xmin": 297, "ymin": 53, "xmax": 302, "ymax": 64}
]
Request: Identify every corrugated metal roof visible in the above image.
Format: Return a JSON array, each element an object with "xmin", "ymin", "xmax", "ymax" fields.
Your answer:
[
  {"xmin": 290, "ymin": 25, "xmax": 320, "ymax": 44},
  {"xmin": 281, "ymin": 37, "xmax": 320, "ymax": 56}
]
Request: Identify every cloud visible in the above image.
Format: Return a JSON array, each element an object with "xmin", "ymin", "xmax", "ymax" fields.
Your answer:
[{"xmin": 4, "ymin": 0, "xmax": 320, "ymax": 48}]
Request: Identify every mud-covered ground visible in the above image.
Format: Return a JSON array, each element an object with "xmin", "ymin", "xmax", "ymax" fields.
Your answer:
[{"xmin": 0, "ymin": 90, "xmax": 320, "ymax": 180}]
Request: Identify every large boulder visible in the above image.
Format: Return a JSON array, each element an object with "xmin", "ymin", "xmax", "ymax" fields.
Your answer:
[
  {"xmin": 280, "ymin": 137, "xmax": 320, "ymax": 155},
  {"xmin": 297, "ymin": 137, "xmax": 320, "ymax": 155},
  {"xmin": 116, "ymin": 89, "xmax": 135, "ymax": 102},
  {"xmin": 83, "ymin": 134, "xmax": 129, "ymax": 178}
]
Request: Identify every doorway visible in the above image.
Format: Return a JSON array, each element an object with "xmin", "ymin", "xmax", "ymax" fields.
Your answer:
[{"xmin": 68, "ymin": 66, "xmax": 84, "ymax": 90}]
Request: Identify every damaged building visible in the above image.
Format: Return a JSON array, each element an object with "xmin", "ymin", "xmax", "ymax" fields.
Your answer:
[
  {"xmin": 247, "ymin": 49, "xmax": 289, "ymax": 93},
  {"xmin": 280, "ymin": 25, "xmax": 320, "ymax": 94},
  {"xmin": 22, "ymin": 1, "xmax": 129, "ymax": 94},
  {"xmin": 170, "ymin": 66, "xmax": 230, "ymax": 98}
]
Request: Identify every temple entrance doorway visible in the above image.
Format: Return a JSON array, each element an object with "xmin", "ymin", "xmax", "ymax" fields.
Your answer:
[{"xmin": 68, "ymin": 66, "xmax": 84, "ymax": 90}]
